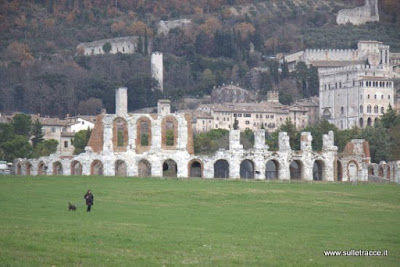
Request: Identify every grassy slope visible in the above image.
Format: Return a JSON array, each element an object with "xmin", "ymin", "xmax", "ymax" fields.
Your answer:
[{"xmin": 0, "ymin": 176, "xmax": 399, "ymax": 266}]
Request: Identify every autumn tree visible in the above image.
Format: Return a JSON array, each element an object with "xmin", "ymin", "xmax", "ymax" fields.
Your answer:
[{"xmin": 5, "ymin": 42, "xmax": 34, "ymax": 64}]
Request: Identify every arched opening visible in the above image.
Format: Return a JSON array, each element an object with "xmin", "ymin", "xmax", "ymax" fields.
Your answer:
[
  {"xmin": 162, "ymin": 117, "xmax": 178, "ymax": 149},
  {"xmin": 113, "ymin": 118, "xmax": 128, "ymax": 152},
  {"xmin": 336, "ymin": 160, "xmax": 343, "ymax": 181},
  {"xmin": 91, "ymin": 160, "xmax": 103, "ymax": 176},
  {"xmin": 214, "ymin": 159, "xmax": 229, "ymax": 178},
  {"xmin": 359, "ymin": 118, "xmax": 364, "ymax": 128},
  {"xmin": 368, "ymin": 166, "xmax": 375, "ymax": 176},
  {"xmin": 313, "ymin": 160, "xmax": 325, "ymax": 181},
  {"xmin": 138, "ymin": 159, "xmax": 151, "ymax": 177},
  {"xmin": 115, "ymin": 160, "xmax": 127, "ymax": 177},
  {"xmin": 265, "ymin": 160, "xmax": 279, "ymax": 179},
  {"xmin": 38, "ymin": 162, "xmax": 46, "ymax": 175},
  {"xmin": 347, "ymin": 161, "xmax": 359, "ymax": 181},
  {"xmin": 290, "ymin": 160, "xmax": 302, "ymax": 180},
  {"xmin": 53, "ymin": 162, "xmax": 63, "ymax": 175},
  {"xmin": 71, "ymin": 161, "xmax": 82, "ymax": 175},
  {"xmin": 26, "ymin": 163, "xmax": 32, "ymax": 176},
  {"xmin": 240, "ymin": 160, "xmax": 254, "ymax": 179},
  {"xmin": 386, "ymin": 167, "xmax": 391, "ymax": 179},
  {"xmin": 17, "ymin": 163, "xmax": 22, "ymax": 175},
  {"xmin": 367, "ymin": 118, "xmax": 372, "ymax": 127},
  {"xmin": 378, "ymin": 166, "xmax": 384, "ymax": 177},
  {"xmin": 136, "ymin": 117, "xmax": 152, "ymax": 150},
  {"xmin": 188, "ymin": 160, "xmax": 203, "ymax": 178},
  {"xmin": 163, "ymin": 159, "xmax": 177, "ymax": 177}
]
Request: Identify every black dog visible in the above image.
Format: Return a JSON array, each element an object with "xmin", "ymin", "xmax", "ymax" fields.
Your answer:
[{"xmin": 68, "ymin": 202, "xmax": 77, "ymax": 211}]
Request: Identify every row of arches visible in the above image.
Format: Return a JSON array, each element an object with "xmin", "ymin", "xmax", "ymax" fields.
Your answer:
[
  {"xmin": 18, "ymin": 158, "xmax": 357, "ymax": 181},
  {"xmin": 113, "ymin": 116, "xmax": 179, "ymax": 152},
  {"xmin": 368, "ymin": 165, "xmax": 395, "ymax": 180}
]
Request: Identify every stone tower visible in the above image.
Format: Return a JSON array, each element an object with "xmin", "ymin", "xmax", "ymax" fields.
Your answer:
[
  {"xmin": 115, "ymin": 87, "xmax": 128, "ymax": 116},
  {"xmin": 151, "ymin": 52, "xmax": 163, "ymax": 92}
]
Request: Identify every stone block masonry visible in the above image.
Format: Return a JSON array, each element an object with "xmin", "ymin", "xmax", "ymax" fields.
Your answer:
[{"xmin": 16, "ymin": 88, "xmax": 399, "ymax": 183}]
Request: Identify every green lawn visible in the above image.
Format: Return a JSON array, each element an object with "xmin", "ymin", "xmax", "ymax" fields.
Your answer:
[{"xmin": 0, "ymin": 176, "xmax": 399, "ymax": 266}]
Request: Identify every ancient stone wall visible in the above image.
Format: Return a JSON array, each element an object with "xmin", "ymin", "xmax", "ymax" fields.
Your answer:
[
  {"xmin": 16, "ymin": 89, "xmax": 389, "ymax": 183},
  {"xmin": 336, "ymin": 0, "xmax": 379, "ymax": 25}
]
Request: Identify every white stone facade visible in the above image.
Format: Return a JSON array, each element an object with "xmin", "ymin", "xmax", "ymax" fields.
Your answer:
[
  {"xmin": 319, "ymin": 65, "xmax": 395, "ymax": 129},
  {"xmin": 76, "ymin": 36, "xmax": 139, "ymax": 56},
  {"xmin": 15, "ymin": 89, "xmax": 386, "ymax": 182},
  {"xmin": 336, "ymin": 0, "xmax": 379, "ymax": 26}
]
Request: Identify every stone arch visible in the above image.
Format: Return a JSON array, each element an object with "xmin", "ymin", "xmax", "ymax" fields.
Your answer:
[
  {"xmin": 188, "ymin": 159, "xmax": 203, "ymax": 178},
  {"xmin": 26, "ymin": 163, "xmax": 32, "ymax": 176},
  {"xmin": 290, "ymin": 160, "xmax": 303, "ymax": 180},
  {"xmin": 136, "ymin": 117, "xmax": 152, "ymax": 153},
  {"xmin": 347, "ymin": 161, "xmax": 359, "ymax": 181},
  {"xmin": 38, "ymin": 161, "xmax": 46, "ymax": 175},
  {"xmin": 378, "ymin": 166, "xmax": 384, "ymax": 177},
  {"xmin": 53, "ymin": 161, "xmax": 63, "ymax": 175},
  {"xmin": 138, "ymin": 159, "xmax": 151, "ymax": 177},
  {"xmin": 16, "ymin": 163, "xmax": 22, "ymax": 175},
  {"xmin": 161, "ymin": 116, "xmax": 178, "ymax": 149},
  {"xmin": 359, "ymin": 118, "xmax": 364, "ymax": 128},
  {"xmin": 265, "ymin": 160, "xmax": 279, "ymax": 179},
  {"xmin": 313, "ymin": 160, "xmax": 325, "ymax": 181},
  {"xmin": 71, "ymin": 161, "xmax": 82, "ymax": 175},
  {"xmin": 113, "ymin": 117, "xmax": 128, "ymax": 152},
  {"xmin": 115, "ymin": 160, "xmax": 127, "ymax": 177},
  {"xmin": 336, "ymin": 160, "xmax": 343, "ymax": 181},
  {"xmin": 368, "ymin": 166, "xmax": 375, "ymax": 176},
  {"xmin": 91, "ymin": 160, "xmax": 103, "ymax": 176},
  {"xmin": 386, "ymin": 166, "xmax": 391, "ymax": 179},
  {"xmin": 240, "ymin": 159, "xmax": 254, "ymax": 179},
  {"xmin": 163, "ymin": 159, "xmax": 177, "ymax": 177},
  {"xmin": 214, "ymin": 159, "xmax": 229, "ymax": 178},
  {"xmin": 367, "ymin": 117, "xmax": 372, "ymax": 127}
]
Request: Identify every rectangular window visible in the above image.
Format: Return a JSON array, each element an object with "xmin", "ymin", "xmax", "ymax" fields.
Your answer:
[
  {"xmin": 51, "ymin": 127, "xmax": 56, "ymax": 133},
  {"xmin": 244, "ymin": 114, "xmax": 251, "ymax": 117},
  {"xmin": 64, "ymin": 141, "xmax": 68, "ymax": 148}
]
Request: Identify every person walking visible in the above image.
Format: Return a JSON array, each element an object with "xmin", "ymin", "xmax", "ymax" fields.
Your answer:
[{"xmin": 84, "ymin": 190, "xmax": 94, "ymax": 212}]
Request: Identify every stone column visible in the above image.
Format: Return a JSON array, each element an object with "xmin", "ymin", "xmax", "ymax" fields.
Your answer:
[
  {"xmin": 278, "ymin": 132, "xmax": 291, "ymax": 180},
  {"xmin": 322, "ymin": 131, "xmax": 338, "ymax": 181},
  {"xmin": 300, "ymin": 132, "xmax": 313, "ymax": 181}
]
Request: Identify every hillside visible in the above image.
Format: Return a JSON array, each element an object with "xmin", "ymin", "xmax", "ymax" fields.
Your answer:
[{"xmin": 0, "ymin": 0, "xmax": 399, "ymax": 117}]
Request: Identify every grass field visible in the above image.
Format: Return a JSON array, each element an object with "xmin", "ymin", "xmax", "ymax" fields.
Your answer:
[{"xmin": 0, "ymin": 176, "xmax": 399, "ymax": 266}]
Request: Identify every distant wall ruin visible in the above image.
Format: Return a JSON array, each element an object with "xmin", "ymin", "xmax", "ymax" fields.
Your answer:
[{"xmin": 337, "ymin": 0, "xmax": 379, "ymax": 25}]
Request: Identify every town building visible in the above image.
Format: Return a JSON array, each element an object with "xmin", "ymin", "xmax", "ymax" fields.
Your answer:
[
  {"xmin": 76, "ymin": 36, "xmax": 140, "ymax": 56},
  {"xmin": 193, "ymin": 91, "xmax": 309, "ymax": 132},
  {"xmin": 319, "ymin": 65, "xmax": 395, "ymax": 129}
]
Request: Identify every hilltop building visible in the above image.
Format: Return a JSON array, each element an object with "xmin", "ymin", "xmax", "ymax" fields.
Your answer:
[
  {"xmin": 336, "ymin": 0, "xmax": 379, "ymax": 26},
  {"xmin": 76, "ymin": 36, "xmax": 140, "ymax": 56},
  {"xmin": 280, "ymin": 40, "xmax": 399, "ymax": 130}
]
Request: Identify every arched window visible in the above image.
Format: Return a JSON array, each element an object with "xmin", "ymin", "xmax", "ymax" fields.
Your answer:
[
  {"xmin": 374, "ymin": 106, "xmax": 378, "ymax": 114},
  {"xmin": 162, "ymin": 117, "xmax": 178, "ymax": 149},
  {"xmin": 367, "ymin": 94, "xmax": 370, "ymax": 99},
  {"xmin": 367, "ymin": 105, "xmax": 371, "ymax": 113},
  {"xmin": 136, "ymin": 117, "xmax": 152, "ymax": 153},
  {"xmin": 381, "ymin": 107, "xmax": 385, "ymax": 114},
  {"xmin": 113, "ymin": 118, "xmax": 128, "ymax": 151},
  {"xmin": 359, "ymin": 105, "xmax": 363, "ymax": 113},
  {"xmin": 340, "ymin": 107, "xmax": 344, "ymax": 115}
]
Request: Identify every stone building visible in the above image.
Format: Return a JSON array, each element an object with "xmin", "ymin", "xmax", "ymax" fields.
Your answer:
[
  {"xmin": 336, "ymin": 0, "xmax": 379, "ymax": 26},
  {"xmin": 281, "ymin": 40, "xmax": 394, "ymax": 73},
  {"xmin": 319, "ymin": 65, "xmax": 395, "ymax": 129},
  {"xmin": 15, "ymin": 88, "xmax": 400, "ymax": 183},
  {"xmin": 193, "ymin": 91, "xmax": 309, "ymax": 132},
  {"xmin": 76, "ymin": 36, "xmax": 139, "ymax": 56},
  {"xmin": 211, "ymin": 83, "xmax": 256, "ymax": 104}
]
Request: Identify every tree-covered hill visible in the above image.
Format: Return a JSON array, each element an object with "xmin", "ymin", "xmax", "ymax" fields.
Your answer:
[{"xmin": 0, "ymin": 0, "xmax": 399, "ymax": 117}]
